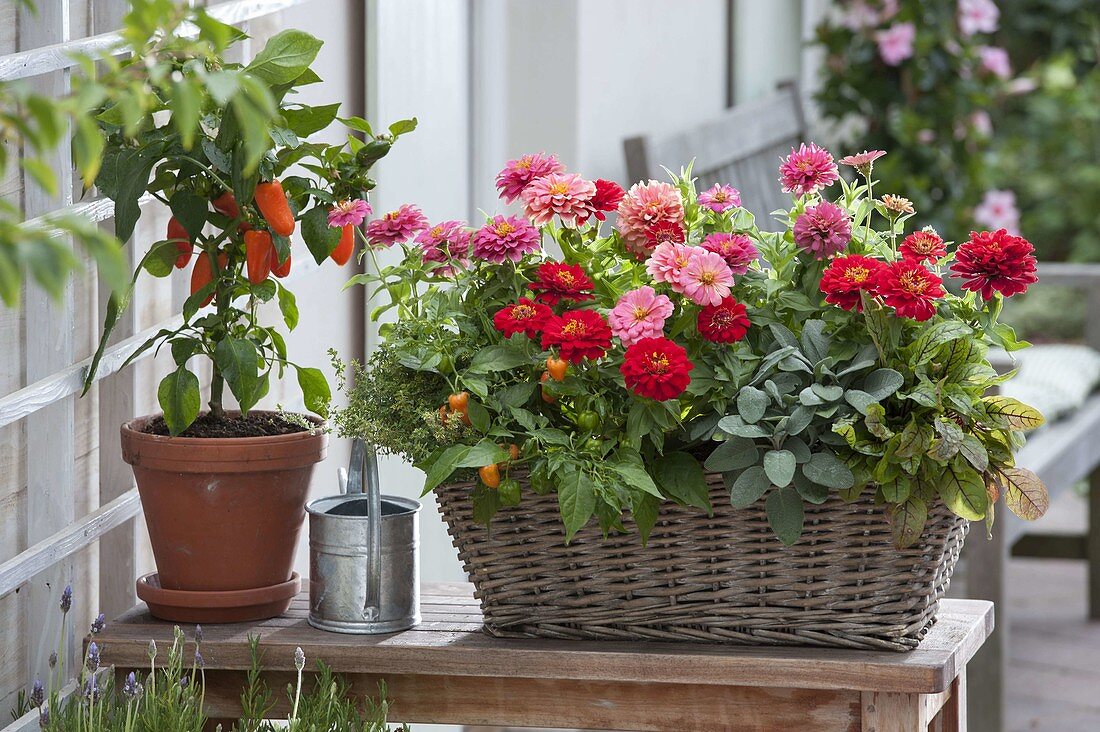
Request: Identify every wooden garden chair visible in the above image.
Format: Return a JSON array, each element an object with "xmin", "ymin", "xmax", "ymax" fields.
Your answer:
[{"xmin": 623, "ymin": 87, "xmax": 1100, "ymax": 732}]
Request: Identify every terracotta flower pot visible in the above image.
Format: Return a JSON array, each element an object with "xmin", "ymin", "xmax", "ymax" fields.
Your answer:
[{"xmin": 121, "ymin": 412, "xmax": 327, "ymax": 608}]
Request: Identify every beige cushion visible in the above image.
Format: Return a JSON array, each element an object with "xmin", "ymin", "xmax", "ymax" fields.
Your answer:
[{"xmin": 999, "ymin": 344, "xmax": 1100, "ymax": 423}]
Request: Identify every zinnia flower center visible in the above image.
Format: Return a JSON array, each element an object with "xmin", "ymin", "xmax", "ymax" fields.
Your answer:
[
  {"xmin": 562, "ymin": 320, "xmax": 587, "ymax": 336},
  {"xmin": 644, "ymin": 352, "xmax": 670, "ymax": 374},
  {"xmin": 899, "ymin": 271, "xmax": 929, "ymax": 294},
  {"xmin": 495, "ymin": 222, "xmax": 516, "ymax": 236},
  {"xmin": 385, "ymin": 211, "xmax": 398, "ymax": 221},
  {"xmin": 846, "ymin": 266, "xmax": 870, "ymax": 284},
  {"xmin": 710, "ymin": 310, "xmax": 733, "ymax": 328},
  {"xmin": 517, "ymin": 157, "xmax": 532, "ymax": 169},
  {"xmin": 713, "ymin": 191, "xmax": 728, "ymax": 202},
  {"xmin": 430, "ymin": 226, "xmax": 443, "ymax": 237},
  {"xmin": 555, "ymin": 272, "xmax": 575, "ymax": 285},
  {"xmin": 633, "ymin": 306, "xmax": 651, "ymax": 320},
  {"xmin": 549, "ymin": 182, "xmax": 569, "ymax": 195},
  {"xmin": 513, "ymin": 305, "xmax": 535, "ymax": 319},
  {"xmin": 699, "ymin": 271, "xmax": 717, "ymax": 286}
]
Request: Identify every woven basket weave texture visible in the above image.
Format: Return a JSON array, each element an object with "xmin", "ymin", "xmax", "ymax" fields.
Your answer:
[{"xmin": 436, "ymin": 471, "xmax": 968, "ymax": 651}]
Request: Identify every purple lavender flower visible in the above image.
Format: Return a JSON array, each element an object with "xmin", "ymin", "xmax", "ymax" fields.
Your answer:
[
  {"xmin": 86, "ymin": 642, "xmax": 100, "ymax": 671},
  {"xmin": 194, "ymin": 650, "xmax": 204, "ymax": 669},
  {"xmin": 90, "ymin": 613, "xmax": 106, "ymax": 635},
  {"xmin": 30, "ymin": 677, "xmax": 44, "ymax": 708},
  {"xmin": 39, "ymin": 706, "xmax": 49, "ymax": 726},
  {"xmin": 122, "ymin": 672, "xmax": 142, "ymax": 700},
  {"xmin": 80, "ymin": 676, "xmax": 99, "ymax": 703},
  {"xmin": 294, "ymin": 646, "xmax": 305, "ymax": 672},
  {"xmin": 59, "ymin": 585, "xmax": 72, "ymax": 614},
  {"xmin": 179, "ymin": 676, "xmax": 190, "ymax": 690},
  {"xmin": 194, "ymin": 625, "xmax": 203, "ymax": 644}
]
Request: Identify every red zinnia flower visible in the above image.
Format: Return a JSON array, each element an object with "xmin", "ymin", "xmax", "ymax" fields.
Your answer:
[
  {"xmin": 950, "ymin": 229, "xmax": 1038, "ymax": 300},
  {"xmin": 875, "ymin": 261, "xmax": 945, "ymax": 321},
  {"xmin": 644, "ymin": 220, "xmax": 686, "ymax": 248},
  {"xmin": 900, "ymin": 229, "xmax": 947, "ymax": 263},
  {"xmin": 587, "ymin": 179, "xmax": 625, "ymax": 222},
  {"xmin": 620, "ymin": 337, "xmax": 694, "ymax": 401},
  {"xmin": 697, "ymin": 297, "xmax": 751, "ymax": 343},
  {"xmin": 527, "ymin": 262, "xmax": 596, "ymax": 305},
  {"xmin": 541, "ymin": 309, "xmax": 612, "ymax": 363},
  {"xmin": 493, "ymin": 298, "xmax": 553, "ymax": 338},
  {"xmin": 820, "ymin": 255, "xmax": 886, "ymax": 311}
]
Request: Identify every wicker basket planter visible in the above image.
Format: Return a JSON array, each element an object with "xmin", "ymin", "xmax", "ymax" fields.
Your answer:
[{"xmin": 436, "ymin": 471, "xmax": 968, "ymax": 652}]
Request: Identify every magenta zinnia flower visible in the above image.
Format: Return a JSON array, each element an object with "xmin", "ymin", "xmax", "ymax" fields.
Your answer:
[
  {"xmin": 365, "ymin": 204, "xmax": 428, "ymax": 247},
  {"xmin": 521, "ymin": 173, "xmax": 597, "ymax": 227},
  {"xmin": 417, "ymin": 220, "xmax": 472, "ymax": 275},
  {"xmin": 609, "ymin": 286, "xmax": 674, "ymax": 347},
  {"xmin": 676, "ymin": 249, "xmax": 734, "ymax": 306},
  {"xmin": 616, "ymin": 181, "xmax": 685, "ymax": 258},
  {"xmin": 328, "ymin": 199, "xmax": 372, "ymax": 228},
  {"xmin": 793, "ymin": 201, "xmax": 852, "ymax": 259},
  {"xmin": 697, "ymin": 184, "xmax": 741, "ymax": 213},
  {"xmin": 950, "ymin": 229, "xmax": 1038, "ymax": 300},
  {"xmin": 645, "ymin": 241, "xmax": 695, "ymax": 285},
  {"xmin": 779, "ymin": 143, "xmax": 839, "ymax": 197},
  {"xmin": 701, "ymin": 232, "xmax": 758, "ymax": 275},
  {"xmin": 471, "ymin": 215, "xmax": 541, "ymax": 264},
  {"xmin": 495, "ymin": 153, "xmax": 565, "ymax": 203}
]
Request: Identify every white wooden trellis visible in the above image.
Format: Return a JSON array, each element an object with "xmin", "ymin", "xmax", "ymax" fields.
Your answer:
[{"xmin": 0, "ymin": 0, "xmax": 318, "ymax": 708}]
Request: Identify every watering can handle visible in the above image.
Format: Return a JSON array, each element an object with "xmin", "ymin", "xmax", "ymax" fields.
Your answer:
[{"xmin": 347, "ymin": 438, "xmax": 383, "ymax": 621}]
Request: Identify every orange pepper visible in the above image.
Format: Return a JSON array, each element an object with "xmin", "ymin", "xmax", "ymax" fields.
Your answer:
[{"xmin": 254, "ymin": 180, "xmax": 295, "ymax": 237}]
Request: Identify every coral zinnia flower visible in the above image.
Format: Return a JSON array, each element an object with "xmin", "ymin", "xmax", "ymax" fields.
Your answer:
[
  {"xmin": 644, "ymin": 220, "xmax": 686, "ymax": 248},
  {"xmin": 521, "ymin": 173, "xmax": 597, "ymax": 227},
  {"xmin": 471, "ymin": 215, "xmax": 541, "ymax": 264},
  {"xmin": 541, "ymin": 309, "xmax": 612, "ymax": 364},
  {"xmin": 417, "ymin": 220, "xmax": 472, "ymax": 275},
  {"xmin": 880, "ymin": 194, "xmax": 915, "ymax": 215},
  {"xmin": 609, "ymin": 286, "xmax": 674, "ymax": 347},
  {"xmin": 820, "ymin": 255, "xmax": 886, "ymax": 312},
  {"xmin": 779, "ymin": 142, "xmax": 839, "ymax": 196},
  {"xmin": 645, "ymin": 242, "xmax": 695, "ymax": 285},
  {"xmin": 365, "ymin": 204, "xmax": 429, "ymax": 247},
  {"xmin": 528, "ymin": 262, "xmax": 595, "ymax": 305},
  {"xmin": 697, "ymin": 297, "xmax": 751, "ymax": 343},
  {"xmin": 701, "ymin": 232, "xmax": 758, "ymax": 275},
  {"xmin": 328, "ymin": 198, "xmax": 372, "ymax": 228},
  {"xmin": 839, "ymin": 150, "xmax": 886, "ymax": 177},
  {"xmin": 900, "ymin": 229, "xmax": 947, "ymax": 263},
  {"xmin": 876, "ymin": 261, "xmax": 945, "ymax": 321},
  {"xmin": 493, "ymin": 298, "xmax": 553, "ymax": 339},
  {"xmin": 620, "ymin": 337, "xmax": 694, "ymax": 401},
  {"xmin": 586, "ymin": 179, "xmax": 626, "ymax": 222},
  {"xmin": 495, "ymin": 153, "xmax": 565, "ymax": 203},
  {"xmin": 616, "ymin": 180, "xmax": 685, "ymax": 258},
  {"xmin": 677, "ymin": 249, "xmax": 734, "ymax": 306},
  {"xmin": 697, "ymin": 184, "xmax": 741, "ymax": 213},
  {"xmin": 793, "ymin": 201, "xmax": 851, "ymax": 259},
  {"xmin": 950, "ymin": 229, "xmax": 1038, "ymax": 300}
]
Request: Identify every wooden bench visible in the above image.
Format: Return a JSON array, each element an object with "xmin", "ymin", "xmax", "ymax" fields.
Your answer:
[{"xmin": 95, "ymin": 583, "xmax": 991, "ymax": 731}]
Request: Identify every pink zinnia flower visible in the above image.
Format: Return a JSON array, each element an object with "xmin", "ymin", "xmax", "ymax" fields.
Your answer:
[
  {"xmin": 779, "ymin": 143, "xmax": 840, "ymax": 197},
  {"xmin": 365, "ymin": 204, "xmax": 428, "ymax": 247},
  {"xmin": 793, "ymin": 201, "xmax": 852, "ymax": 259},
  {"xmin": 495, "ymin": 153, "xmax": 566, "ymax": 203},
  {"xmin": 521, "ymin": 173, "xmax": 596, "ymax": 227},
  {"xmin": 697, "ymin": 184, "xmax": 741, "ymax": 213},
  {"xmin": 876, "ymin": 22, "xmax": 916, "ymax": 66},
  {"xmin": 616, "ymin": 180, "xmax": 685, "ymax": 258},
  {"xmin": 328, "ymin": 199, "xmax": 372, "ymax": 228},
  {"xmin": 676, "ymin": 249, "xmax": 734, "ymax": 306},
  {"xmin": 417, "ymin": 220, "xmax": 471, "ymax": 275},
  {"xmin": 471, "ymin": 215, "xmax": 541, "ymax": 264},
  {"xmin": 701, "ymin": 232, "xmax": 758, "ymax": 275},
  {"xmin": 978, "ymin": 46, "xmax": 1011, "ymax": 79},
  {"xmin": 973, "ymin": 190, "xmax": 1020, "ymax": 234},
  {"xmin": 645, "ymin": 241, "xmax": 696, "ymax": 285},
  {"xmin": 609, "ymin": 286, "xmax": 674, "ymax": 347},
  {"xmin": 958, "ymin": 0, "xmax": 999, "ymax": 36},
  {"xmin": 839, "ymin": 150, "xmax": 887, "ymax": 177}
]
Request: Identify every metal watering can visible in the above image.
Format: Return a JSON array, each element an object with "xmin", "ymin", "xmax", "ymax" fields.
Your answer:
[{"xmin": 306, "ymin": 439, "xmax": 421, "ymax": 633}]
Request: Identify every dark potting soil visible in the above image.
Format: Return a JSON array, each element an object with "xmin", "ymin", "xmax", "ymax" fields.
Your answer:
[{"xmin": 143, "ymin": 412, "xmax": 310, "ymax": 438}]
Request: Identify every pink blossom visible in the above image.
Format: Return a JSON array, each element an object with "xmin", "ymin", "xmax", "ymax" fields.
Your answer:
[
  {"xmin": 978, "ymin": 46, "xmax": 1011, "ymax": 79},
  {"xmin": 841, "ymin": 0, "xmax": 880, "ymax": 30},
  {"xmin": 875, "ymin": 22, "xmax": 916, "ymax": 66},
  {"xmin": 471, "ymin": 215, "xmax": 541, "ymax": 264},
  {"xmin": 701, "ymin": 233, "xmax": 758, "ymax": 275},
  {"xmin": 365, "ymin": 204, "xmax": 429, "ymax": 247},
  {"xmin": 645, "ymin": 242, "xmax": 696, "ymax": 285},
  {"xmin": 793, "ymin": 201, "xmax": 852, "ymax": 259},
  {"xmin": 609, "ymin": 286, "xmax": 674, "ymax": 347},
  {"xmin": 328, "ymin": 199, "xmax": 372, "ymax": 228},
  {"xmin": 697, "ymin": 184, "xmax": 741, "ymax": 213},
  {"xmin": 495, "ymin": 153, "xmax": 566, "ymax": 203},
  {"xmin": 973, "ymin": 190, "xmax": 1020, "ymax": 234},
  {"xmin": 958, "ymin": 0, "xmax": 999, "ymax": 36},
  {"xmin": 521, "ymin": 173, "xmax": 597, "ymax": 227},
  {"xmin": 917, "ymin": 129, "xmax": 936, "ymax": 144},
  {"xmin": 676, "ymin": 249, "xmax": 734, "ymax": 306},
  {"xmin": 779, "ymin": 143, "xmax": 840, "ymax": 197},
  {"xmin": 838, "ymin": 150, "xmax": 887, "ymax": 177},
  {"xmin": 417, "ymin": 220, "xmax": 471, "ymax": 275},
  {"xmin": 970, "ymin": 111, "xmax": 993, "ymax": 137},
  {"xmin": 616, "ymin": 180, "xmax": 685, "ymax": 258}
]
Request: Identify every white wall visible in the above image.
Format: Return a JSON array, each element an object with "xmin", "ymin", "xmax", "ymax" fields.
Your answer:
[{"xmin": 733, "ymin": 0, "xmax": 803, "ymax": 104}]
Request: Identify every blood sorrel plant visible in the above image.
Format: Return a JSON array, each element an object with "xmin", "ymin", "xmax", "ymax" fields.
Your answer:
[
  {"xmin": 76, "ymin": 0, "xmax": 414, "ymax": 435},
  {"xmin": 335, "ymin": 145, "xmax": 1049, "ymax": 548}
]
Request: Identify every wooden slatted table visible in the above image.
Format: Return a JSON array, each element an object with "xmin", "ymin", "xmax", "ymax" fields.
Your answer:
[{"xmin": 96, "ymin": 583, "xmax": 991, "ymax": 731}]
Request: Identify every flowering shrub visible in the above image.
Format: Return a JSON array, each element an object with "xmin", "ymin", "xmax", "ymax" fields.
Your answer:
[
  {"xmin": 815, "ymin": 0, "xmax": 1012, "ymax": 233},
  {"xmin": 337, "ymin": 145, "xmax": 1049, "ymax": 547}
]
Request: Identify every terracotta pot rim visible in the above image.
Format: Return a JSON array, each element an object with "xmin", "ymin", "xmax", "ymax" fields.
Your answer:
[
  {"xmin": 122, "ymin": 410, "xmax": 325, "ymax": 446},
  {"xmin": 137, "ymin": 571, "xmax": 301, "ymax": 609}
]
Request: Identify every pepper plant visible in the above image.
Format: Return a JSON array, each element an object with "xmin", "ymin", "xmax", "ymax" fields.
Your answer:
[{"xmin": 78, "ymin": 0, "xmax": 414, "ymax": 435}]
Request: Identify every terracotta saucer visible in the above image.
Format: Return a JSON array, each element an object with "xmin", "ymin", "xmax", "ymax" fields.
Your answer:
[{"xmin": 136, "ymin": 572, "xmax": 301, "ymax": 623}]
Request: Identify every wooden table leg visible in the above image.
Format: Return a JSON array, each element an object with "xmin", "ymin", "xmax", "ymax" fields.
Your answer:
[
  {"xmin": 861, "ymin": 690, "xmax": 929, "ymax": 732},
  {"xmin": 929, "ymin": 667, "xmax": 967, "ymax": 732},
  {"xmin": 964, "ymin": 526, "xmax": 1005, "ymax": 732}
]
